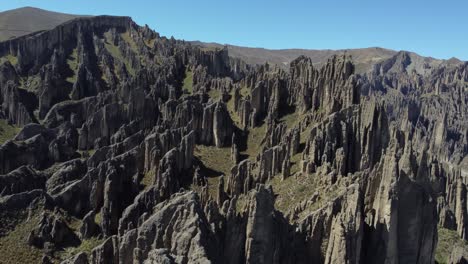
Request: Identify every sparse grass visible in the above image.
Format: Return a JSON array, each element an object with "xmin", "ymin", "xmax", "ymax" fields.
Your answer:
[
  {"xmin": 0, "ymin": 119, "xmax": 21, "ymax": 145},
  {"xmin": 66, "ymin": 48, "xmax": 78, "ymax": 84},
  {"xmin": 239, "ymin": 86, "xmax": 250, "ymax": 97},
  {"xmin": 289, "ymin": 152, "xmax": 302, "ymax": 175},
  {"xmin": 19, "ymin": 75, "xmax": 41, "ymax": 92},
  {"xmin": 436, "ymin": 228, "xmax": 468, "ymax": 264},
  {"xmin": 192, "ymin": 145, "xmax": 234, "ymax": 201},
  {"xmin": 41, "ymin": 162, "xmax": 66, "ymax": 177},
  {"xmin": 121, "ymin": 31, "xmax": 147, "ymax": 66},
  {"xmin": 208, "ymin": 89, "xmax": 221, "ymax": 101},
  {"xmin": 144, "ymin": 37, "xmax": 156, "ymax": 48},
  {"xmin": 421, "ymin": 92, "xmax": 437, "ymax": 99},
  {"xmin": 78, "ymin": 149, "xmax": 96, "ymax": 158},
  {"xmin": 269, "ymin": 173, "xmax": 318, "ymax": 214},
  {"xmin": 94, "ymin": 211, "xmax": 102, "ymax": 226},
  {"xmin": 242, "ymin": 123, "xmax": 267, "ymax": 160},
  {"xmin": 63, "ymin": 237, "xmax": 104, "ymax": 260},
  {"xmin": 120, "ymin": 32, "xmax": 138, "ymax": 52},
  {"xmin": 64, "ymin": 215, "xmax": 82, "ymax": 232},
  {"xmin": 0, "ymin": 212, "xmax": 43, "ymax": 264},
  {"xmin": 280, "ymin": 111, "xmax": 305, "ymax": 130},
  {"xmin": 269, "ymin": 171, "xmax": 345, "ymax": 220},
  {"xmin": 183, "ymin": 69, "xmax": 193, "ymax": 93},
  {"xmin": 104, "ymin": 37, "xmax": 135, "ymax": 76},
  {"xmin": 235, "ymin": 194, "xmax": 248, "ymax": 213},
  {"xmin": 141, "ymin": 169, "xmax": 155, "ymax": 188},
  {"xmin": 206, "ymin": 176, "xmax": 221, "ymax": 200},
  {"xmin": 194, "ymin": 145, "xmax": 233, "ymax": 176},
  {"xmin": 0, "ymin": 54, "xmax": 18, "ymax": 66},
  {"xmin": 225, "ymin": 86, "xmax": 251, "ymax": 127},
  {"xmin": 105, "ymin": 42, "xmax": 123, "ymax": 61}
]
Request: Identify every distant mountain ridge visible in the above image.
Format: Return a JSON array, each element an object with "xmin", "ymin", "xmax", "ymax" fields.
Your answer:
[
  {"xmin": 0, "ymin": 7, "xmax": 463, "ymax": 74},
  {"xmin": 192, "ymin": 41, "xmax": 464, "ymax": 74},
  {"xmin": 0, "ymin": 7, "xmax": 86, "ymax": 41},
  {"xmin": 191, "ymin": 41, "xmax": 399, "ymax": 73}
]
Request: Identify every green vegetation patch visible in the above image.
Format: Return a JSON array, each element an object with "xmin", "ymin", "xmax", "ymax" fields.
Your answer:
[
  {"xmin": 0, "ymin": 54, "xmax": 18, "ymax": 66},
  {"xmin": 104, "ymin": 32, "xmax": 135, "ymax": 76},
  {"xmin": 141, "ymin": 169, "xmax": 155, "ymax": 189},
  {"xmin": 63, "ymin": 237, "xmax": 104, "ymax": 260},
  {"xmin": 289, "ymin": 152, "xmax": 302, "ymax": 175},
  {"xmin": 78, "ymin": 149, "xmax": 96, "ymax": 158},
  {"xmin": 280, "ymin": 111, "xmax": 303, "ymax": 129},
  {"xmin": 183, "ymin": 69, "xmax": 194, "ymax": 93},
  {"xmin": 235, "ymin": 193, "xmax": 249, "ymax": 213},
  {"xmin": 269, "ymin": 172, "xmax": 318, "ymax": 214},
  {"xmin": 121, "ymin": 31, "xmax": 147, "ymax": 66},
  {"xmin": 144, "ymin": 37, "xmax": 156, "ymax": 48},
  {"xmin": 436, "ymin": 228, "xmax": 468, "ymax": 264},
  {"xmin": 208, "ymin": 89, "xmax": 221, "ymax": 101},
  {"xmin": 239, "ymin": 86, "xmax": 250, "ymax": 97},
  {"xmin": 192, "ymin": 145, "xmax": 234, "ymax": 200},
  {"xmin": 194, "ymin": 145, "xmax": 233, "ymax": 176},
  {"xmin": 94, "ymin": 211, "xmax": 103, "ymax": 226},
  {"xmin": 0, "ymin": 212, "xmax": 43, "ymax": 264},
  {"xmin": 225, "ymin": 86, "xmax": 252, "ymax": 127},
  {"xmin": 269, "ymin": 171, "xmax": 345, "ymax": 219},
  {"xmin": 120, "ymin": 32, "xmax": 138, "ymax": 52},
  {"xmin": 0, "ymin": 119, "xmax": 21, "ymax": 145},
  {"xmin": 19, "ymin": 75, "xmax": 41, "ymax": 92},
  {"xmin": 66, "ymin": 48, "xmax": 79, "ymax": 84},
  {"xmin": 206, "ymin": 176, "xmax": 222, "ymax": 200},
  {"xmin": 242, "ymin": 123, "xmax": 267, "ymax": 160}
]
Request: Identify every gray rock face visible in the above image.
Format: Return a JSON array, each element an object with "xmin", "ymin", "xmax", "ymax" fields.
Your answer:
[
  {"xmin": 244, "ymin": 185, "xmax": 276, "ymax": 264},
  {"xmin": 28, "ymin": 212, "xmax": 79, "ymax": 249},
  {"xmin": 143, "ymin": 249, "xmax": 176, "ymax": 264},
  {"xmin": 200, "ymin": 102, "xmax": 233, "ymax": 147},
  {"xmin": 0, "ymin": 166, "xmax": 46, "ymax": 196},
  {"xmin": 121, "ymin": 191, "xmax": 219, "ymax": 263},
  {"xmin": 0, "ymin": 80, "xmax": 35, "ymax": 126},
  {"xmin": 90, "ymin": 236, "xmax": 119, "ymax": 264},
  {"xmin": 80, "ymin": 210, "xmax": 99, "ymax": 239},
  {"xmin": 46, "ymin": 159, "xmax": 87, "ymax": 195},
  {"xmin": 288, "ymin": 55, "xmax": 360, "ymax": 115},
  {"xmin": 294, "ymin": 184, "xmax": 364, "ymax": 264},
  {"xmin": 14, "ymin": 123, "xmax": 48, "ymax": 141},
  {"xmin": 0, "ymin": 134, "xmax": 50, "ymax": 174},
  {"xmin": 155, "ymin": 131, "xmax": 195, "ymax": 199},
  {"xmin": 227, "ymin": 159, "xmax": 253, "ymax": 196},
  {"xmin": 61, "ymin": 252, "xmax": 89, "ymax": 264},
  {"xmin": 362, "ymin": 138, "xmax": 438, "ymax": 264}
]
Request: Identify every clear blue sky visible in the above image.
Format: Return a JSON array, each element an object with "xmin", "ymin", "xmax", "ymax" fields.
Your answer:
[{"xmin": 1, "ymin": 0, "xmax": 467, "ymax": 60}]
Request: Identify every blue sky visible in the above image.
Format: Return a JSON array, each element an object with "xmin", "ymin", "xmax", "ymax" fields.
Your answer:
[{"xmin": 1, "ymin": 0, "xmax": 467, "ymax": 60}]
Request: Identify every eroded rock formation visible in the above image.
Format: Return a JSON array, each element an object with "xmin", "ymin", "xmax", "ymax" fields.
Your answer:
[{"xmin": 0, "ymin": 13, "xmax": 466, "ymax": 264}]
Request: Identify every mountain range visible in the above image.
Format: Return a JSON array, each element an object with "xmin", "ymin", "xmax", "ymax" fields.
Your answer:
[{"xmin": 0, "ymin": 7, "xmax": 463, "ymax": 73}]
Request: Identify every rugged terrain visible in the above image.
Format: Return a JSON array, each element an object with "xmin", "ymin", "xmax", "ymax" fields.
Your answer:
[{"xmin": 0, "ymin": 10, "xmax": 466, "ymax": 264}]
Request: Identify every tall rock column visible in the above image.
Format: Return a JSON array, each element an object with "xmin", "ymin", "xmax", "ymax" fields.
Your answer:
[{"xmin": 245, "ymin": 185, "xmax": 276, "ymax": 264}]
